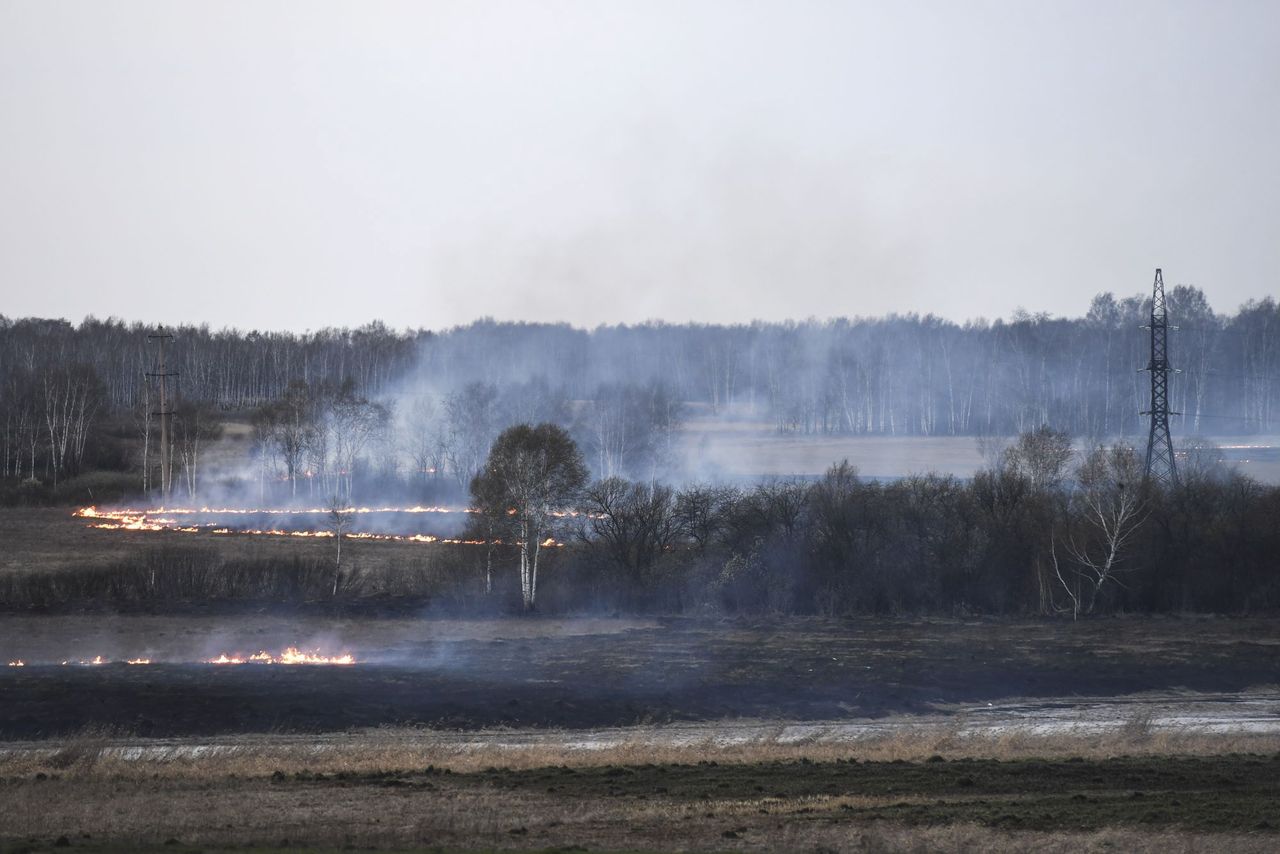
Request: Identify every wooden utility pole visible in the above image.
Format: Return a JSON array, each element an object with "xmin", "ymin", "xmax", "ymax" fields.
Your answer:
[{"xmin": 147, "ymin": 328, "xmax": 177, "ymax": 501}]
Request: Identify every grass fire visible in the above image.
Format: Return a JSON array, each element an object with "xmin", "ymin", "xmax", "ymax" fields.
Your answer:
[
  {"xmin": 4, "ymin": 4, "xmax": 1280, "ymax": 850},
  {"xmin": 4, "ymin": 649, "xmax": 355, "ymax": 667},
  {"xmin": 74, "ymin": 505, "xmax": 559, "ymax": 547}
]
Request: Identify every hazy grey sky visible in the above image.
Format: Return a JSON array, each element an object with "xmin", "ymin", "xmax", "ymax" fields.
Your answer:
[{"xmin": 1, "ymin": 1, "xmax": 1277, "ymax": 331}]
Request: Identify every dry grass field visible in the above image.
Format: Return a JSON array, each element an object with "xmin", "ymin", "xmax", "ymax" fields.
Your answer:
[
  {"xmin": 0, "ymin": 507, "xmax": 489, "ymax": 614},
  {"xmin": 0, "ymin": 507, "xmax": 460, "ymax": 578},
  {"xmin": 2, "ymin": 727, "xmax": 1279, "ymax": 852}
]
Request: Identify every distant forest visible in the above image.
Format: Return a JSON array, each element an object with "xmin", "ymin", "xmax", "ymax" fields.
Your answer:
[{"xmin": 1, "ymin": 286, "xmax": 1277, "ymax": 501}]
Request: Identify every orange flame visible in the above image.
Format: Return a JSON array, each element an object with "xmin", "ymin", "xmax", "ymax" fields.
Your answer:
[
  {"xmin": 6, "ymin": 652, "xmax": 352, "ymax": 666},
  {"xmin": 207, "ymin": 646, "xmax": 355, "ymax": 665},
  {"xmin": 76, "ymin": 506, "xmax": 562, "ymax": 547}
]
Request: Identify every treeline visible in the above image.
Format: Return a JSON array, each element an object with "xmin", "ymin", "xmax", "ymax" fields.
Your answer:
[
  {"xmin": 0, "ymin": 317, "xmax": 416, "ymax": 497},
  {"xmin": 415, "ymin": 292, "xmax": 1280, "ymax": 439},
  {"xmin": 1, "ymin": 289, "xmax": 1278, "ymax": 498},
  {"xmin": 540, "ymin": 431, "xmax": 1279, "ymax": 616}
]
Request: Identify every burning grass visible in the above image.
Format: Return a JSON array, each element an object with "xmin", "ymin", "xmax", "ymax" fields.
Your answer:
[
  {"xmin": 74, "ymin": 505, "xmax": 499, "ymax": 546},
  {"xmin": 7, "ymin": 650, "xmax": 356, "ymax": 666},
  {"xmin": 0, "ymin": 508, "xmax": 521, "ymax": 613},
  {"xmin": 205, "ymin": 647, "xmax": 354, "ymax": 665}
]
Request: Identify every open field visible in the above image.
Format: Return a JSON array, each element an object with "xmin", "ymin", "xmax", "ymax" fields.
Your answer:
[
  {"xmin": 113, "ymin": 409, "xmax": 1280, "ymax": 486},
  {"xmin": 676, "ymin": 419, "xmax": 1280, "ymax": 483}
]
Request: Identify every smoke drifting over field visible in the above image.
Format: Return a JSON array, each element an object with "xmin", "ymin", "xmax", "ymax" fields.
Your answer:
[
  {"xmin": 5, "ymin": 286, "xmax": 1279, "ymax": 509},
  {"xmin": 215, "ymin": 293, "xmax": 1279, "ymax": 502}
]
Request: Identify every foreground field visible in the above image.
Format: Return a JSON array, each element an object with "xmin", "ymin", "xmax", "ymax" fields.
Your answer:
[
  {"xmin": 3, "ymin": 608, "xmax": 1277, "ymax": 850},
  {"xmin": 2, "ymin": 731, "xmax": 1279, "ymax": 852}
]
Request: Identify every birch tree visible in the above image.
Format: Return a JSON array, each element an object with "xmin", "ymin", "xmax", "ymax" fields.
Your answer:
[
  {"xmin": 325, "ymin": 496, "xmax": 354, "ymax": 597},
  {"xmin": 1051, "ymin": 445, "xmax": 1147, "ymax": 619},
  {"xmin": 471, "ymin": 423, "xmax": 587, "ymax": 611},
  {"xmin": 40, "ymin": 364, "xmax": 102, "ymax": 485},
  {"xmin": 173, "ymin": 399, "xmax": 224, "ymax": 500}
]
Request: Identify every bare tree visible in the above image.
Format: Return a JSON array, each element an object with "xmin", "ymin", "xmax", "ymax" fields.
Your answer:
[
  {"xmin": 2, "ymin": 370, "xmax": 39, "ymax": 481},
  {"xmin": 173, "ymin": 399, "xmax": 224, "ymax": 500},
  {"xmin": 674, "ymin": 484, "xmax": 739, "ymax": 554},
  {"xmin": 581, "ymin": 477, "xmax": 684, "ymax": 591},
  {"xmin": 445, "ymin": 382, "xmax": 499, "ymax": 488},
  {"xmin": 325, "ymin": 496, "xmax": 354, "ymax": 597},
  {"xmin": 1050, "ymin": 445, "xmax": 1147, "ymax": 619},
  {"xmin": 329, "ymin": 384, "xmax": 390, "ymax": 502},
  {"xmin": 40, "ymin": 363, "xmax": 102, "ymax": 487},
  {"xmin": 1178, "ymin": 436, "xmax": 1232, "ymax": 485},
  {"xmin": 1005, "ymin": 425, "xmax": 1074, "ymax": 492},
  {"xmin": 269, "ymin": 381, "xmax": 318, "ymax": 499},
  {"xmin": 579, "ymin": 382, "xmax": 683, "ymax": 480},
  {"xmin": 404, "ymin": 394, "xmax": 450, "ymax": 490}
]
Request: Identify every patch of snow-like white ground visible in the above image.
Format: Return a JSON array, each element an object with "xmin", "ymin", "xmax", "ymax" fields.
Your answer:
[{"xmin": 2, "ymin": 690, "xmax": 1275, "ymax": 761}]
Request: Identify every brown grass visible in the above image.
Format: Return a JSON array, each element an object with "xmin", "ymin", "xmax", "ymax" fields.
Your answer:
[
  {"xmin": 3, "ymin": 723, "xmax": 1278, "ymax": 851},
  {"xmin": 0, "ymin": 507, "xmax": 464, "ymax": 578},
  {"xmin": 4, "ymin": 721, "xmax": 1278, "ymax": 781},
  {"xmin": 0, "ymin": 758, "xmax": 1275, "ymax": 852}
]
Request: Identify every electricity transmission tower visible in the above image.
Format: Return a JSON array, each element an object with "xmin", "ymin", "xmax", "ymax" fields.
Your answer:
[
  {"xmin": 1141, "ymin": 269, "xmax": 1179, "ymax": 486},
  {"xmin": 147, "ymin": 328, "xmax": 178, "ymax": 500}
]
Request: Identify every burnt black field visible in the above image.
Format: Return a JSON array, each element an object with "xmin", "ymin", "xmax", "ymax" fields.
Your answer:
[{"xmin": 2, "ymin": 618, "xmax": 1277, "ymax": 738}]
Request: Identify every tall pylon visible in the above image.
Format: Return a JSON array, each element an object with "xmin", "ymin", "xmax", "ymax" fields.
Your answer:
[
  {"xmin": 1141, "ymin": 269, "xmax": 1179, "ymax": 486},
  {"xmin": 147, "ymin": 328, "xmax": 178, "ymax": 500}
]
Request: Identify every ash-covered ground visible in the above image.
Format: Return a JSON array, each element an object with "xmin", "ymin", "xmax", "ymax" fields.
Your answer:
[{"xmin": 1, "ymin": 615, "xmax": 1276, "ymax": 738}]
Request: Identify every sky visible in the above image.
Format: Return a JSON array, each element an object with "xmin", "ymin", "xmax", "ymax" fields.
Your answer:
[{"xmin": 1, "ymin": 1, "xmax": 1277, "ymax": 332}]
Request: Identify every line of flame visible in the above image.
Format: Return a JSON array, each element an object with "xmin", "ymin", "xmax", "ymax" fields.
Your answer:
[
  {"xmin": 77, "ymin": 506, "xmax": 561, "ymax": 547},
  {"xmin": 76, "ymin": 505, "xmax": 586, "ymax": 519},
  {"xmin": 207, "ymin": 647, "xmax": 355, "ymax": 665},
  {"xmin": 6, "ymin": 651, "xmax": 352, "ymax": 666}
]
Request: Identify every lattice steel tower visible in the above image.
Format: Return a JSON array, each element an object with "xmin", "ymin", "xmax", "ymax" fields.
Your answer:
[{"xmin": 1141, "ymin": 269, "xmax": 1178, "ymax": 486}]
